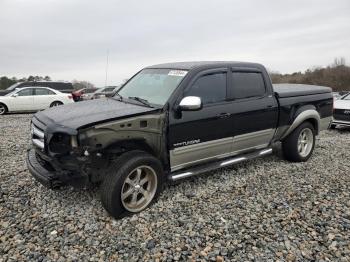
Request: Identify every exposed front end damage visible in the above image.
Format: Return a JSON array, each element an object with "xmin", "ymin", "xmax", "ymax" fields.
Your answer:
[{"xmin": 27, "ymin": 112, "xmax": 166, "ymax": 189}]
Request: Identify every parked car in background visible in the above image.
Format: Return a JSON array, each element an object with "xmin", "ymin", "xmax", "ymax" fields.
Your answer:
[
  {"xmin": 0, "ymin": 87, "xmax": 74, "ymax": 115},
  {"xmin": 331, "ymin": 92, "xmax": 350, "ymax": 129},
  {"xmin": 26, "ymin": 61, "xmax": 333, "ymax": 218},
  {"xmin": 72, "ymin": 88, "xmax": 98, "ymax": 101},
  {"xmin": 0, "ymin": 81, "xmax": 74, "ymax": 96},
  {"xmin": 91, "ymin": 86, "xmax": 118, "ymax": 100}
]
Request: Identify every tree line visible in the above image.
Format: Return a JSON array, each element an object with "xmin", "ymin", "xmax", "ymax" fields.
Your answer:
[
  {"xmin": 270, "ymin": 58, "xmax": 350, "ymax": 91},
  {"xmin": 1, "ymin": 58, "xmax": 349, "ymax": 91},
  {"xmin": 0, "ymin": 75, "xmax": 51, "ymax": 90}
]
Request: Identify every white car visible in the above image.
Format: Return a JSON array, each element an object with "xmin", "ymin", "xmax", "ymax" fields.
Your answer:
[
  {"xmin": 0, "ymin": 87, "xmax": 74, "ymax": 115},
  {"xmin": 331, "ymin": 93, "xmax": 350, "ymax": 128}
]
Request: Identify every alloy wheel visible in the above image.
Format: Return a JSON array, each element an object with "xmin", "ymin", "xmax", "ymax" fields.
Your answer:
[
  {"xmin": 0, "ymin": 105, "xmax": 6, "ymax": 115},
  {"xmin": 121, "ymin": 165, "xmax": 158, "ymax": 213},
  {"xmin": 297, "ymin": 128, "xmax": 314, "ymax": 157}
]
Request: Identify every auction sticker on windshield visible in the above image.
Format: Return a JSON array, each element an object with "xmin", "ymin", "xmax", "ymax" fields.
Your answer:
[{"xmin": 168, "ymin": 70, "xmax": 187, "ymax": 77}]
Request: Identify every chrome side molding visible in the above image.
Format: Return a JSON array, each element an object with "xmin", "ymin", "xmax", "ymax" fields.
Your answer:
[{"xmin": 169, "ymin": 147, "xmax": 273, "ymax": 181}]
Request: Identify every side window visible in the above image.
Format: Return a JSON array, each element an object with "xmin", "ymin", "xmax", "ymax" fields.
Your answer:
[
  {"xmin": 17, "ymin": 89, "xmax": 33, "ymax": 96},
  {"xmin": 35, "ymin": 88, "xmax": 56, "ymax": 95},
  {"xmin": 230, "ymin": 72, "xmax": 266, "ymax": 99},
  {"xmin": 86, "ymin": 88, "xmax": 96, "ymax": 93},
  {"xmin": 48, "ymin": 83, "xmax": 59, "ymax": 90},
  {"xmin": 184, "ymin": 72, "xmax": 226, "ymax": 104},
  {"xmin": 17, "ymin": 83, "xmax": 29, "ymax": 88}
]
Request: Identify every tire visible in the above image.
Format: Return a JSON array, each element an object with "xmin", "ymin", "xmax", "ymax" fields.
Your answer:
[
  {"xmin": 0, "ymin": 103, "xmax": 8, "ymax": 115},
  {"xmin": 50, "ymin": 101, "xmax": 63, "ymax": 107},
  {"xmin": 282, "ymin": 121, "xmax": 316, "ymax": 162},
  {"xmin": 100, "ymin": 150, "xmax": 164, "ymax": 219},
  {"xmin": 329, "ymin": 124, "xmax": 336, "ymax": 129}
]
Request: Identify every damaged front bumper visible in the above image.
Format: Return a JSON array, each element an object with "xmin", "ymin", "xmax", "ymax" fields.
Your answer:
[{"xmin": 26, "ymin": 148, "xmax": 87, "ymax": 189}]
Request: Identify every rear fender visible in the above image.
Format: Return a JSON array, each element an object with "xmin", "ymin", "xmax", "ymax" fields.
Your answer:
[{"xmin": 281, "ymin": 107, "xmax": 320, "ymax": 139}]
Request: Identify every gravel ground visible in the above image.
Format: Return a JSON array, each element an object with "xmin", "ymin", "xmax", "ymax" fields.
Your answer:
[{"xmin": 1, "ymin": 114, "xmax": 350, "ymax": 262}]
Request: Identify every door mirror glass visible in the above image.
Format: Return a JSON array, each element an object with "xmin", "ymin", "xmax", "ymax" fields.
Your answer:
[{"xmin": 179, "ymin": 96, "xmax": 202, "ymax": 111}]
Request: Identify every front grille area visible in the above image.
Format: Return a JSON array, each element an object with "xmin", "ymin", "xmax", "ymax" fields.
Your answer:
[
  {"xmin": 31, "ymin": 122, "xmax": 45, "ymax": 150},
  {"xmin": 333, "ymin": 109, "xmax": 350, "ymax": 121}
]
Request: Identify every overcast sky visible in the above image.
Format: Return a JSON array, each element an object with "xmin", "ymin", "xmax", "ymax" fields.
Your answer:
[{"xmin": 0, "ymin": 0, "xmax": 349, "ymax": 86}]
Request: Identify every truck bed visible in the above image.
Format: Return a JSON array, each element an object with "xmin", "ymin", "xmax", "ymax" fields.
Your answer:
[{"xmin": 273, "ymin": 84, "xmax": 332, "ymax": 98}]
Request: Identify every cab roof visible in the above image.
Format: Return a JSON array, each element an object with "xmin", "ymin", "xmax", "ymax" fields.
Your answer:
[{"xmin": 146, "ymin": 61, "xmax": 265, "ymax": 71}]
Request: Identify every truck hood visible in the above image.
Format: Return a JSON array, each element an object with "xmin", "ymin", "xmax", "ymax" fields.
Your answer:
[
  {"xmin": 34, "ymin": 98, "xmax": 158, "ymax": 130},
  {"xmin": 334, "ymin": 99, "xmax": 350, "ymax": 110}
]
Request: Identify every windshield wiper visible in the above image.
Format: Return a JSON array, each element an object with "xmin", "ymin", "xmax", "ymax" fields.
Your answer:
[
  {"xmin": 112, "ymin": 93, "xmax": 123, "ymax": 101},
  {"xmin": 128, "ymin": 96, "xmax": 153, "ymax": 107}
]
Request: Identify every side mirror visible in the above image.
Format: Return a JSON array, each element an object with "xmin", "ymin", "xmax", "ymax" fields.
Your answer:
[
  {"xmin": 178, "ymin": 96, "xmax": 202, "ymax": 111},
  {"xmin": 12, "ymin": 93, "xmax": 18, "ymax": 97}
]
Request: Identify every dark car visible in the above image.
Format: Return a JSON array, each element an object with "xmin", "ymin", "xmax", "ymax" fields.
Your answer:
[
  {"xmin": 0, "ymin": 81, "xmax": 74, "ymax": 96},
  {"xmin": 26, "ymin": 61, "xmax": 333, "ymax": 219}
]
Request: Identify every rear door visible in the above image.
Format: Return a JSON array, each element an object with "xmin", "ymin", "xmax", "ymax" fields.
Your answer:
[
  {"xmin": 33, "ymin": 88, "xmax": 57, "ymax": 110},
  {"xmin": 227, "ymin": 69, "xmax": 278, "ymax": 153},
  {"xmin": 168, "ymin": 68, "xmax": 235, "ymax": 171}
]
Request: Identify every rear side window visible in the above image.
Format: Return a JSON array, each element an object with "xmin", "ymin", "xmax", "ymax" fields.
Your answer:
[
  {"xmin": 35, "ymin": 88, "xmax": 56, "ymax": 95},
  {"xmin": 48, "ymin": 83, "xmax": 61, "ymax": 90},
  {"xmin": 230, "ymin": 72, "xmax": 266, "ymax": 99},
  {"xmin": 184, "ymin": 72, "xmax": 226, "ymax": 104}
]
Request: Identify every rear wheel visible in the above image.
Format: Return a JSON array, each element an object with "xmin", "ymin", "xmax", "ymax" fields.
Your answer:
[
  {"xmin": 282, "ymin": 122, "xmax": 315, "ymax": 162},
  {"xmin": 50, "ymin": 101, "xmax": 63, "ymax": 107},
  {"xmin": 100, "ymin": 150, "xmax": 163, "ymax": 219},
  {"xmin": 0, "ymin": 103, "xmax": 8, "ymax": 115}
]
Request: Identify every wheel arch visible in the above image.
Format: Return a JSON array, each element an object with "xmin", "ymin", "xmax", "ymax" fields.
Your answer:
[
  {"xmin": 281, "ymin": 108, "xmax": 320, "ymax": 140},
  {"xmin": 105, "ymin": 139, "xmax": 157, "ymax": 158},
  {"xmin": 0, "ymin": 102, "xmax": 9, "ymax": 113},
  {"xmin": 50, "ymin": 101, "xmax": 64, "ymax": 106}
]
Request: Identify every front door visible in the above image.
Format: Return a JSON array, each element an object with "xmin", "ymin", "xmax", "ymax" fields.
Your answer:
[
  {"xmin": 168, "ymin": 68, "xmax": 235, "ymax": 171},
  {"xmin": 11, "ymin": 88, "xmax": 35, "ymax": 111}
]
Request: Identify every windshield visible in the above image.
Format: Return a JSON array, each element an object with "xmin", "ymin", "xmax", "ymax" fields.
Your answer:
[
  {"xmin": 6, "ymin": 82, "xmax": 22, "ymax": 91},
  {"xmin": 342, "ymin": 93, "xmax": 350, "ymax": 100},
  {"xmin": 117, "ymin": 68, "xmax": 187, "ymax": 106},
  {"xmin": 5, "ymin": 89, "xmax": 19, "ymax": 96}
]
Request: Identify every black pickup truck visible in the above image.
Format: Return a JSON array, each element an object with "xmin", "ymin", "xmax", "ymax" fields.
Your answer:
[{"xmin": 26, "ymin": 61, "xmax": 333, "ymax": 218}]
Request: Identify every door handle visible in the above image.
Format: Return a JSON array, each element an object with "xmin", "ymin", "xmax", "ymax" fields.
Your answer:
[{"xmin": 217, "ymin": 113, "xmax": 231, "ymax": 119}]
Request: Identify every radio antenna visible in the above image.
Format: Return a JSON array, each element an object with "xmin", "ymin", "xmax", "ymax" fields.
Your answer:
[{"xmin": 104, "ymin": 49, "xmax": 109, "ymax": 87}]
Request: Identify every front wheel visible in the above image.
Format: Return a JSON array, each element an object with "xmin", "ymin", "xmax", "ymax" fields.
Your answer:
[
  {"xmin": 100, "ymin": 150, "xmax": 163, "ymax": 219},
  {"xmin": 0, "ymin": 103, "xmax": 7, "ymax": 115},
  {"xmin": 282, "ymin": 122, "xmax": 315, "ymax": 162}
]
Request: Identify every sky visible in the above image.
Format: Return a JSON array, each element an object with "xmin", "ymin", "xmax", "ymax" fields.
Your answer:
[{"xmin": 0, "ymin": 0, "xmax": 349, "ymax": 86}]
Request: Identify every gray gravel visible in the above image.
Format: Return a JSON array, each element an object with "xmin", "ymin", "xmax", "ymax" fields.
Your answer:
[{"xmin": 1, "ymin": 114, "xmax": 350, "ymax": 261}]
